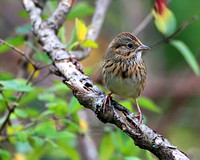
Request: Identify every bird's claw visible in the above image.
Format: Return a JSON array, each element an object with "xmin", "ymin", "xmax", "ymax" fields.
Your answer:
[
  {"xmin": 132, "ymin": 114, "xmax": 143, "ymax": 123},
  {"xmin": 101, "ymin": 93, "xmax": 113, "ymax": 113}
]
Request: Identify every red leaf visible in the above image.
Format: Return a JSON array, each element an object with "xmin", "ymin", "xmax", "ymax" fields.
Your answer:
[{"xmin": 154, "ymin": 0, "xmax": 167, "ymax": 15}]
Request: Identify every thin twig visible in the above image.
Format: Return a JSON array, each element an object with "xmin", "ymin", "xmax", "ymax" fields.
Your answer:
[
  {"xmin": 132, "ymin": 0, "xmax": 171, "ymax": 37},
  {"xmin": 87, "ymin": 0, "xmax": 112, "ymax": 41},
  {"xmin": 150, "ymin": 16, "xmax": 198, "ymax": 49},
  {"xmin": 132, "ymin": 13, "xmax": 153, "ymax": 36},
  {"xmin": 37, "ymin": 63, "xmax": 53, "ymax": 70},
  {"xmin": 0, "ymin": 39, "xmax": 36, "ymax": 66}
]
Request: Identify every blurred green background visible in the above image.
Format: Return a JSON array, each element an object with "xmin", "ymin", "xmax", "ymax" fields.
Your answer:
[{"xmin": 0, "ymin": 0, "xmax": 200, "ymax": 160}]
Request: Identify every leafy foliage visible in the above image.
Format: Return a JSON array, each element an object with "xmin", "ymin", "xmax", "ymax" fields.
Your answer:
[
  {"xmin": 0, "ymin": 3, "xmax": 98, "ymax": 159},
  {"xmin": 0, "ymin": 149, "xmax": 11, "ymax": 160},
  {"xmin": 170, "ymin": 40, "xmax": 199, "ymax": 75},
  {"xmin": 98, "ymin": 129, "xmax": 156, "ymax": 160},
  {"xmin": 67, "ymin": 2, "xmax": 94, "ymax": 20},
  {"xmin": 0, "ymin": 79, "xmax": 32, "ymax": 92},
  {"xmin": 66, "ymin": 18, "xmax": 98, "ymax": 50}
]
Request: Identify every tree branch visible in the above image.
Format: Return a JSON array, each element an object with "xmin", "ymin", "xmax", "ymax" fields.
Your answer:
[
  {"xmin": 22, "ymin": 0, "xmax": 190, "ymax": 159},
  {"xmin": 48, "ymin": 0, "xmax": 73, "ymax": 32},
  {"xmin": 0, "ymin": 38, "xmax": 36, "ymax": 66},
  {"xmin": 132, "ymin": 13, "xmax": 153, "ymax": 36}
]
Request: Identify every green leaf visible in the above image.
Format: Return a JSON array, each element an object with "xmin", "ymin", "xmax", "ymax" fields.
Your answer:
[
  {"xmin": 46, "ymin": 138, "xmax": 58, "ymax": 148},
  {"xmin": 25, "ymin": 41, "xmax": 49, "ymax": 59},
  {"xmin": 45, "ymin": 100, "xmax": 68, "ymax": 116},
  {"xmin": 38, "ymin": 92, "xmax": 55, "ymax": 101},
  {"xmin": 68, "ymin": 96, "xmax": 83, "ymax": 114},
  {"xmin": 7, "ymin": 126, "xmax": 15, "ymax": 135},
  {"xmin": 16, "ymin": 141, "xmax": 32, "ymax": 154},
  {"xmin": 110, "ymin": 132, "xmax": 123, "ymax": 152},
  {"xmin": 170, "ymin": 40, "xmax": 199, "ymax": 75},
  {"xmin": 66, "ymin": 27, "xmax": 78, "ymax": 50},
  {"xmin": 62, "ymin": 119, "xmax": 80, "ymax": 131},
  {"xmin": 18, "ymin": 10, "xmax": 29, "ymax": 18},
  {"xmin": 29, "ymin": 136, "xmax": 45, "ymax": 147},
  {"xmin": 58, "ymin": 26, "xmax": 66, "ymax": 44},
  {"xmin": 25, "ymin": 108, "xmax": 39, "ymax": 117},
  {"xmin": 146, "ymin": 151, "xmax": 156, "ymax": 160},
  {"xmin": 34, "ymin": 121, "xmax": 56, "ymax": 137},
  {"xmin": 48, "ymin": 81, "xmax": 70, "ymax": 93},
  {"xmin": 33, "ymin": 52, "xmax": 52, "ymax": 64},
  {"xmin": 67, "ymin": 2, "xmax": 94, "ymax": 20},
  {"xmin": 0, "ymin": 94, "xmax": 3, "ymax": 100},
  {"xmin": 0, "ymin": 90, "xmax": 17, "ymax": 104},
  {"xmin": 26, "ymin": 146, "xmax": 45, "ymax": 160},
  {"xmin": 67, "ymin": 41, "xmax": 79, "ymax": 51},
  {"xmin": 19, "ymin": 87, "xmax": 43, "ymax": 106},
  {"xmin": 0, "ymin": 79, "xmax": 32, "ymax": 92},
  {"xmin": 81, "ymin": 39, "xmax": 98, "ymax": 48},
  {"xmin": 25, "ymin": 41, "xmax": 51, "ymax": 65},
  {"xmin": 47, "ymin": 0, "xmax": 59, "ymax": 11},
  {"xmin": 34, "ymin": 110, "xmax": 52, "ymax": 121},
  {"xmin": 16, "ymin": 24, "xmax": 31, "ymax": 35},
  {"xmin": 0, "ymin": 36, "xmax": 25, "ymax": 53},
  {"xmin": 0, "ymin": 72, "xmax": 13, "ymax": 80},
  {"xmin": 0, "ymin": 149, "xmax": 11, "ymax": 160},
  {"xmin": 15, "ymin": 125, "xmax": 24, "ymax": 132},
  {"xmin": 112, "ymin": 130, "xmax": 140, "ymax": 155},
  {"xmin": 99, "ymin": 134, "xmax": 114, "ymax": 160},
  {"xmin": 15, "ymin": 108, "xmax": 28, "ymax": 118},
  {"xmin": 17, "ymin": 131, "xmax": 28, "ymax": 142},
  {"xmin": 35, "ymin": 120, "xmax": 76, "ymax": 140},
  {"xmin": 119, "ymin": 100, "xmax": 133, "ymax": 112},
  {"xmin": 59, "ymin": 146, "xmax": 80, "ymax": 160},
  {"xmin": 137, "ymin": 97, "xmax": 160, "ymax": 113},
  {"xmin": 45, "ymin": 102, "xmax": 60, "ymax": 108}
]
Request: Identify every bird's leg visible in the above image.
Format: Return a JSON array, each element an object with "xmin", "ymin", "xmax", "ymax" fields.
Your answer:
[
  {"xmin": 102, "ymin": 93, "xmax": 113, "ymax": 113},
  {"xmin": 133, "ymin": 98, "xmax": 143, "ymax": 123}
]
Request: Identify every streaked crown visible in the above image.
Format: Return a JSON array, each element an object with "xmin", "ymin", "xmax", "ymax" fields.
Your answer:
[{"xmin": 105, "ymin": 32, "xmax": 150, "ymax": 61}]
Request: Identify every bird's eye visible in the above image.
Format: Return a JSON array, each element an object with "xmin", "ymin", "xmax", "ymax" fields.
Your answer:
[{"xmin": 127, "ymin": 43, "xmax": 133, "ymax": 48}]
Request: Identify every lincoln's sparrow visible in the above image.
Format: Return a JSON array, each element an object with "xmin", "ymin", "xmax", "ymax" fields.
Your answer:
[{"xmin": 102, "ymin": 32, "xmax": 150, "ymax": 123}]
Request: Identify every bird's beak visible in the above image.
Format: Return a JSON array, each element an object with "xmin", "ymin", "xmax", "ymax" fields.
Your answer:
[{"xmin": 137, "ymin": 44, "xmax": 150, "ymax": 52}]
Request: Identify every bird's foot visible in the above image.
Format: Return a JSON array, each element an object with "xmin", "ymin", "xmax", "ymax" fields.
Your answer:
[
  {"xmin": 132, "ymin": 113, "xmax": 143, "ymax": 124},
  {"xmin": 102, "ymin": 93, "xmax": 113, "ymax": 113}
]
